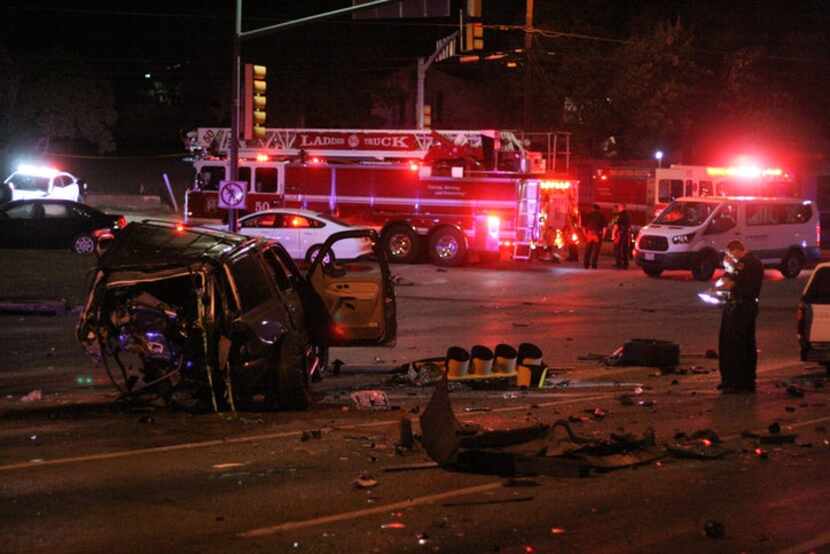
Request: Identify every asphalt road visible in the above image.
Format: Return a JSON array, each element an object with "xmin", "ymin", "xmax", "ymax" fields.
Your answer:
[{"xmin": 1, "ymin": 256, "xmax": 830, "ymax": 553}]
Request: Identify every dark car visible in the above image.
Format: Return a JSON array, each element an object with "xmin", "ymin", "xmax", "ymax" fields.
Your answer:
[
  {"xmin": 0, "ymin": 199, "xmax": 125, "ymax": 254},
  {"xmin": 76, "ymin": 220, "xmax": 396, "ymax": 411}
]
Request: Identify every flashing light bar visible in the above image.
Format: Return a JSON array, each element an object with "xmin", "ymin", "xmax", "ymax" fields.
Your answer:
[
  {"xmin": 17, "ymin": 164, "xmax": 60, "ymax": 178},
  {"xmin": 540, "ymin": 180, "xmax": 572, "ymax": 190},
  {"xmin": 487, "ymin": 215, "xmax": 501, "ymax": 239},
  {"xmin": 706, "ymin": 166, "xmax": 784, "ymax": 178},
  {"xmin": 255, "ymin": 153, "xmax": 270, "ymax": 162}
]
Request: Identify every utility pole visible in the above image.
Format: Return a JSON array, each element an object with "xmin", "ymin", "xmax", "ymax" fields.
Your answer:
[{"xmin": 522, "ymin": 0, "xmax": 534, "ymax": 133}]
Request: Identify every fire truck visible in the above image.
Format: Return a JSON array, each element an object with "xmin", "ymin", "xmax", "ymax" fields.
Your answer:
[
  {"xmin": 184, "ymin": 127, "xmax": 576, "ymax": 266},
  {"xmin": 591, "ymin": 162, "xmax": 799, "ymax": 232}
]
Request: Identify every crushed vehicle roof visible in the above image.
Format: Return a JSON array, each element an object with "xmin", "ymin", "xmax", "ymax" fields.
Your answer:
[{"xmin": 98, "ymin": 221, "xmax": 254, "ymax": 271}]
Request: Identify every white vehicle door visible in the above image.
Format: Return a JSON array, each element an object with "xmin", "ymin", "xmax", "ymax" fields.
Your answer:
[
  {"xmin": 803, "ymin": 266, "xmax": 830, "ymax": 343},
  {"xmin": 240, "ymin": 213, "xmax": 300, "ymax": 258},
  {"xmin": 744, "ymin": 202, "xmax": 776, "ymax": 263},
  {"xmin": 700, "ymin": 202, "xmax": 737, "ymax": 252},
  {"xmin": 298, "ymin": 216, "xmax": 327, "ymax": 256}
]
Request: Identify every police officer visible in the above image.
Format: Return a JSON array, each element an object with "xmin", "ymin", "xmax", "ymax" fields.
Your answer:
[
  {"xmin": 718, "ymin": 240, "xmax": 763, "ymax": 393},
  {"xmin": 582, "ymin": 204, "xmax": 606, "ymax": 269},
  {"xmin": 612, "ymin": 203, "xmax": 631, "ymax": 269}
]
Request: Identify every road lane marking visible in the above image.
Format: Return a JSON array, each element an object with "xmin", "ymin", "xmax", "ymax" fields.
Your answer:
[
  {"xmin": 0, "ymin": 393, "xmax": 613, "ymax": 473},
  {"xmin": 776, "ymin": 529, "xmax": 830, "ymax": 554},
  {"xmin": 239, "ymin": 482, "xmax": 504, "ymax": 538}
]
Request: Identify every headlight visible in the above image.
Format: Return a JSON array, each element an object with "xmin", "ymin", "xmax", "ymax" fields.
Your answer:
[{"xmin": 672, "ymin": 232, "xmax": 696, "ymax": 244}]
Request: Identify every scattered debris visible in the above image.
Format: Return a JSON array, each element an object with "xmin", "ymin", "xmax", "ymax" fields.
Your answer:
[
  {"xmin": 382, "ymin": 462, "xmax": 440, "ymax": 473},
  {"xmin": 590, "ymin": 408, "xmax": 608, "ymax": 420},
  {"xmin": 690, "ymin": 429, "xmax": 721, "ymax": 444},
  {"xmin": 350, "ymin": 390, "xmax": 391, "ymax": 410},
  {"xmin": 391, "ymin": 275, "xmax": 416, "ymax": 287},
  {"xmin": 704, "ymin": 520, "xmax": 725, "ymax": 539},
  {"xmin": 331, "ymin": 359, "xmax": 344, "ymax": 375},
  {"xmin": 705, "ymin": 349, "xmax": 719, "ymax": 359},
  {"xmin": 464, "ymin": 407, "xmax": 493, "ymax": 413},
  {"xmin": 20, "ymin": 389, "xmax": 43, "ymax": 402},
  {"xmin": 381, "ymin": 522, "xmax": 407, "ymax": 529},
  {"xmin": 138, "ymin": 415, "xmax": 155, "ymax": 424},
  {"xmin": 301, "ymin": 430, "xmax": 323, "ymax": 441},
  {"xmin": 353, "ymin": 475, "xmax": 379, "ymax": 489},
  {"xmin": 754, "ymin": 447, "xmax": 769, "ymax": 459},
  {"xmin": 785, "ymin": 406, "xmax": 796, "ymax": 413},
  {"xmin": 742, "ymin": 430, "xmax": 798, "ymax": 445},
  {"xmin": 617, "ymin": 395, "xmax": 635, "ymax": 406}
]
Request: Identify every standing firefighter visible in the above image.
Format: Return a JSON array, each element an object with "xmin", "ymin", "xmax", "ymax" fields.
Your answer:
[
  {"xmin": 612, "ymin": 203, "xmax": 631, "ymax": 269},
  {"xmin": 718, "ymin": 240, "xmax": 763, "ymax": 393},
  {"xmin": 582, "ymin": 204, "xmax": 606, "ymax": 269}
]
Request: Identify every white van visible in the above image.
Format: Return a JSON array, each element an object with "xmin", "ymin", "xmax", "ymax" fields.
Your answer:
[
  {"xmin": 1, "ymin": 164, "xmax": 83, "ymax": 204},
  {"xmin": 634, "ymin": 196, "xmax": 820, "ymax": 280}
]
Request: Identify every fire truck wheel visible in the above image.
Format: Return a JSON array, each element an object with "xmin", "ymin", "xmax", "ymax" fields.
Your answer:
[
  {"xmin": 381, "ymin": 225, "xmax": 419, "ymax": 264},
  {"xmin": 429, "ymin": 227, "xmax": 467, "ymax": 267}
]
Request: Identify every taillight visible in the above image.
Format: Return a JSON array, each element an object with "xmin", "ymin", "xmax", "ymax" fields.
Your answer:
[
  {"xmin": 117, "ymin": 216, "xmax": 127, "ymax": 229},
  {"xmin": 817, "ymin": 224, "xmax": 821, "ymax": 246}
]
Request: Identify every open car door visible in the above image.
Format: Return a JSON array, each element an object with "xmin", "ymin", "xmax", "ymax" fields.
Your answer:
[{"xmin": 307, "ymin": 229, "xmax": 396, "ymax": 347}]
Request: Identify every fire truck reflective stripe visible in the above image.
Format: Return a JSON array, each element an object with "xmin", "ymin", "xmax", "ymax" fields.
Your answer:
[
  {"xmin": 594, "ymin": 201, "xmax": 651, "ymax": 211},
  {"xmin": 283, "ymin": 194, "xmax": 516, "ymax": 209}
]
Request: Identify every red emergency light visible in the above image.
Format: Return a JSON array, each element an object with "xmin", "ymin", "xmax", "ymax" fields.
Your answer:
[
  {"xmin": 487, "ymin": 215, "xmax": 501, "ymax": 239},
  {"xmin": 408, "ymin": 161, "xmax": 420, "ymax": 172},
  {"xmin": 255, "ymin": 153, "xmax": 269, "ymax": 162},
  {"xmin": 175, "ymin": 222, "xmax": 185, "ymax": 233},
  {"xmin": 540, "ymin": 180, "xmax": 572, "ymax": 190},
  {"xmin": 309, "ymin": 157, "xmax": 323, "ymax": 165}
]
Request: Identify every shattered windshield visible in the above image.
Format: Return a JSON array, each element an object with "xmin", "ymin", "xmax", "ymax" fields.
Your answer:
[
  {"xmin": 655, "ymin": 201, "xmax": 717, "ymax": 227},
  {"xmin": 7, "ymin": 173, "xmax": 50, "ymax": 192}
]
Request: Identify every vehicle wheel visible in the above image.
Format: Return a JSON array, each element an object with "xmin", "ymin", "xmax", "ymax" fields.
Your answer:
[
  {"xmin": 275, "ymin": 336, "xmax": 311, "ymax": 411},
  {"xmin": 692, "ymin": 252, "xmax": 717, "ymax": 281},
  {"xmin": 780, "ymin": 251, "xmax": 804, "ymax": 279},
  {"xmin": 428, "ymin": 227, "xmax": 467, "ymax": 267},
  {"xmin": 642, "ymin": 266, "xmax": 663, "ymax": 278},
  {"xmin": 305, "ymin": 244, "xmax": 335, "ymax": 266},
  {"xmin": 71, "ymin": 234, "xmax": 96, "ymax": 255},
  {"xmin": 381, "ymin": 225, "xmax": 419, "ymax": 264}
]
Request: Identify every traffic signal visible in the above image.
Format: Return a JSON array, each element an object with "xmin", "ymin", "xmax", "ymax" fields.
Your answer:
[
  {"xmin": 463, "ymin": 0, "xmax": 483, "ymax": 51},
  {"xmin": 423, "ymin": 104, "xmax": 432, "ymax": 128},
  {"xmin": 244, "ymin": 64, "xmax": 267, "ymax": 140}
]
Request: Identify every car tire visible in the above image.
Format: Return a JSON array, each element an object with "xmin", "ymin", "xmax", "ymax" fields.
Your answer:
[
  {"xmin": 692, "ymin": 252, "xmax": 717, "ymax": 281},
  {"xmin": 642, "ymin": 266, "xmax": 663, "ymax": 278},
  {"xmin": 428, "ymin": 227, "xmax": 467, "ymax": 267},
  {"xmin": 275, "ymin": 336, "xmax": 311, "ymax": 411},
  {"xmin": 305, "ymin": 244, "xmax": 335, "ymax": 267},
  {"xmin": 381, "ymin": 225, "xmax": 420, "ymax": 264},
  {"xmin": 71, "ymin": 233, "xmax": 96, "ymax": 255},
  {"xmin": 780, "ymin": 251, "xmax": 804, "ymax": 279}
]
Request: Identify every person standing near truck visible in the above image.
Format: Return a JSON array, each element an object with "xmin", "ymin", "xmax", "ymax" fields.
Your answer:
[
  {"xmin": 612, "ymin": 203, "xmax": 631, "ymax": 269},
  {"xmin": 582, "ymin": 204, "xmax": 606, "ymax": 269},
  {"xmin": 718, "ymin": 240, "xmax": 763, "ymax": 393}
]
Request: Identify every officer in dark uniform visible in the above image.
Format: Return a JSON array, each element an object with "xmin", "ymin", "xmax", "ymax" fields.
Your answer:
[
  {"xmin": 612, "ymin": 203, "xmax": 632, "ymax": 269},
  {"xmin": 582, "ymin": 204, "xmax": 606, "ymax": 269},
  {"xmin": 718, "ymin": 240, "xmax": 764, "ymax": 393}
]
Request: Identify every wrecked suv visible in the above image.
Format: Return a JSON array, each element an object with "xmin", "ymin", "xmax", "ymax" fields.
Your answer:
[{"xmin": 77, "ymin": 221, "xmax": 396, "ymax": 410}]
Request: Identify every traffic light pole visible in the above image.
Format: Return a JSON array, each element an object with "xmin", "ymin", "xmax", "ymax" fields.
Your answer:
[
  {"xmin": 227, "ymin": 0, "xmax": 397, "ymax": 232},
  {"xmin": 416, "ymin": 32, "xmax": 458, "ymax": 129},
  {"xmin": 229, "ymin": 0, "xmax": 243, "ymax": 232}
]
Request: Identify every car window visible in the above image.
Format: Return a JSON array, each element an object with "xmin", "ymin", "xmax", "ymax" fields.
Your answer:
[
  {"xmin": 780, "ymin": 203, "xmax": 812, "ymax": 224},
  {"xmin": 43, "ymin": 203, "xmax": 69, "ymax": 218},
  {"xmin": 254, "ymin": 167, "xmax": 279, "ymax": 193},
  {"xmin": 4, "ymin": 203, "xmax": 35, "ymax": 219},
  {"xmin": 71, "ymin": 205, "xmax": 93, "ymax": 218},
  {"xmin": 242, "ymin": 213, "xmax": 280, "ymax": 228},
  {"xmin": 268, "ymin": 243, "xmax": 304, "ymax": 281},
  {"xmin": 284, "ymin": 215, "xmax": 324, "ymax": 229},
  {"xmin": 196, "ymin": 165, "xmax": 225, "ymax": 190},
  {"xmin": 263, "ymin": 247, "xmax": 293, "ymax": 290},
  {"xmin": 658, "ymin": 179, "xmax": 684, "ymax": 203},
  {"xmin": 54, "ymin": 175, "xmax": 72, "ymax": 187},
  {"xmin": 746, "ymin": 204, "xmax": 780, "ymax": 226},
  {"xmin": 805, "ymin": 268, "xmax": 830, "ymax": 304},
  {"xmin": 655, "ymin": 201, "xmax": 716, "ymax": 226},
  {"xmin": 8, "ymin": 174, "xmax": 50, "ymax": 192},
  {"xmin": 229, "ymin": 252, "xmax": 274, "ymax": 312}
]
